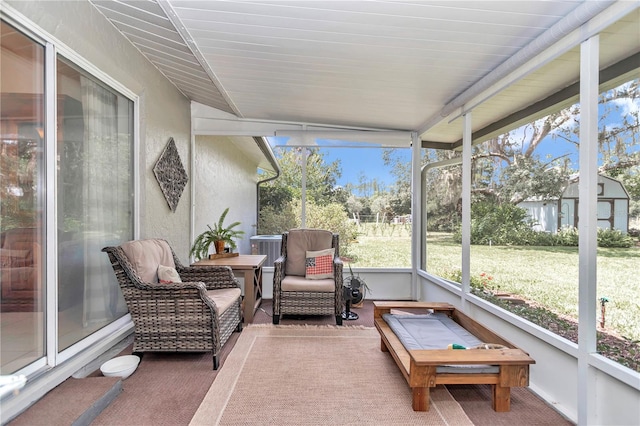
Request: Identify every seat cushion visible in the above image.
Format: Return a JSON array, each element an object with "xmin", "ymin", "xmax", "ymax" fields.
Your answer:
[
  {"xmin": 206, "ymin": 287, "xmax": 241, "ymax": 314},
  {"xmin": 383, "ymin": 313, "xmax": 500, "ymax": 374},
  {"xmin": 1, "ymin": 228, "xmax": 39, "ymax": 267},
  {"xmin": 0, "ymin": 248, "xmax": 30, "ymax": 267},
  {"xmin": 281, "ymin": 275, "xmax": 335, "ymax": 292},
  {"xmin": 285, "ymin": 229, "xmax": 333, "ymax": 276},
  {"xmin": 121, "ymin": 239, "xmax": 175, "ymax": 283}
]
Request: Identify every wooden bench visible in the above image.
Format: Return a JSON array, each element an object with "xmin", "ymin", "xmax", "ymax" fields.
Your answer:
[{"xmin": 374, "ymin": 301, "xmax": 535, "ymax": 412}]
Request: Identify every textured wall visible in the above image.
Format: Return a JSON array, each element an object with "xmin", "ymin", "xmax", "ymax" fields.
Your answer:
[
  {"xmin": 194, "ymin": 136, "xmax": 258, "ymax": 257},
  {"xmin": 7, "ymin": 0, "xmax": 193, "ymax": 258}
]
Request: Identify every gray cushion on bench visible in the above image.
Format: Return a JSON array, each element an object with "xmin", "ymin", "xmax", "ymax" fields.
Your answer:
[{"xmin": 383, "ymin": 313, "xmax": 499, "ymax": 373}]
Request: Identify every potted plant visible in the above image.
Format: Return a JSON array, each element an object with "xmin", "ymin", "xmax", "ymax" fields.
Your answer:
[{"xmin": 190, "ymin": 208, "xmax": 245, "ymax": 260}]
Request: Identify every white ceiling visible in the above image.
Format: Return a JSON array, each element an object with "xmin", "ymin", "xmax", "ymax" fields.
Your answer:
[{"xmin": 90, "ymin": 1, "xmax": 639, "ymax": 148}]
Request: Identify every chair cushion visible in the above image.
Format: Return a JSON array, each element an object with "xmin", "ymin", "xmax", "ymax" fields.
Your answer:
[
  {"xmin": 158, "ymin": 265, "xmax": 182, "ymax": 283},
  {"xmin": 121, "ymin": 239, "xmax": 175, "ymax": 283},
  {"xmin": 1, "ymin": 228, "xmax": 39, "ymax": 267},
  {"xmin": 285, "ymin": 229, "xmax": 333, "ymax": 276},
  {"xmin": 0, "ymin": 248, "xmax": 30, "ymax": 267},
  {"xmin": 206, "ymin": 287, "xmax": 241, "ymax": 314},
  {"xmin": 281, "ymin": 275, "xmax": 335, "ymax": 292},
  {"xmin": 305, "ymin": 248, "xmax": 334, "ymax": 280}
]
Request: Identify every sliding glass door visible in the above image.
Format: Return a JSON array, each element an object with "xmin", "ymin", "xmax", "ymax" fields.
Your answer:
[
  {"xmin": 0, "ymin": 20, "xmax": 46, "ymax": 374},
  {"xmin": 56, "ymin": 58, "xmax": 131, "ymax": 352},
  {"xmin": 1, "ymin": 19, "xmax": 134, "ymax": 373}
]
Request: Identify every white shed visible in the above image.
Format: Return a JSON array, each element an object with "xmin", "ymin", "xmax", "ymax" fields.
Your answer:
[{"xmin": 518, "ymin": 174, "xmax": 630, "ymax": 234}]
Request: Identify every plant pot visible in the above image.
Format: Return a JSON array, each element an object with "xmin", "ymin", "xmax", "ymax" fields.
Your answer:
[{"xmin": 214, "ymin": 240, "xmax": 225, "ymax": 254}]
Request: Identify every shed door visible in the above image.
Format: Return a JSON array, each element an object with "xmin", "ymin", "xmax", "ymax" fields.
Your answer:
[
  {"xmin": 597, "ymin": 200, "xmax": 614, "ymax": 229},
  {"xmin": 559, "ymin": 199, "xmax": 576, "ymax": 229}
]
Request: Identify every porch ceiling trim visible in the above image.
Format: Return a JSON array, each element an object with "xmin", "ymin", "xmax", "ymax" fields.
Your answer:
[
  {"xmin": 436, "ymin": 0, "xmax": 615, "ymax": 121},
  {"xmin": 444, "ymin": 52, "xmax": 640, "ymax": 151}
]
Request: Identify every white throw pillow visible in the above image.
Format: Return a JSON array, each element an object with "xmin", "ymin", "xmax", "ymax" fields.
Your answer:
[{"xmin": 158, "ymin": 264, "xmax": 182, "ymax": 284}]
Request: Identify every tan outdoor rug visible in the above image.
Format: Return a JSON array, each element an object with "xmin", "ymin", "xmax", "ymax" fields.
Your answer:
[{"xmin": 190, "ymin": 325, "xmax": 473, "ymax": 425}]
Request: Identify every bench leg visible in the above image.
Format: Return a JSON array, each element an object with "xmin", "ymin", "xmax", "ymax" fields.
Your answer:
[
  {"xmin": 492, "ymin": 384, "xmax": 511, "ymax": 412},
  {"xmin": 380, "ymin": 339, "xmax": 389, "ymax": 352},
  {"xmin": 412, "ymin": 386, "xmax": 430, "ymax": 411}
]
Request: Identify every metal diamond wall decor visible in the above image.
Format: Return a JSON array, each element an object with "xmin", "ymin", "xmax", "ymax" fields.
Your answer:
[{"xmin": 153, "ymin": 137, "xmax": 188, "ymax": 212}]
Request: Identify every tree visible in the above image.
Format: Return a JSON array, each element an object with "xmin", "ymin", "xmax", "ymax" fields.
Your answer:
[
  {"xmin": 345, "ymin": 194, "xmax": 364, "ymax": 222},
  {"xmin": 425, "ymin": 78, "xmax": 639, "ymax": 233},
  {"xmin": 259, "ymin": 147, "xmax": 341, "ymax": 207},
  {"xmin": 470, "ymin": 109, "xmax": 577, "ymax": 204},
  {"xmin": 466, "ymin": 79, "xmax": 638, "ymax": 207},
  {"xmin": 423, "ymin": 150, "xmax": 464, "ymax": 231},
  {"xmin": 383, "ymin": 149, "xmax": 412, "ymax": 216},
  {"xmin": 497, "ymin": 154, "xmax": 569, "ymax": 204},
  {"xmin": 258, "ymin": 147, "xmax": 345, "ymax": 234}
]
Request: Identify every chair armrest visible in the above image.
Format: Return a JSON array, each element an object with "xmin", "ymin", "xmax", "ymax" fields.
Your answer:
[
  {"xmin": 333, "ymin": 256, "xmax": 343, "ymax": 270},
  {"xmin": 273, "ymin": 256, "xmax": 285, "ymax": 292},
  {"xmin": 133, "ymin": 280, "xmax": 209, "ymax": 298},
  {"xmin": 177, "ymin": 265, "xmax": 240, "ymax": 290},
  {"xmin": 273, "ymin": 255, "xmax": 285, "ymax": 267},
  {"xmin": 125, "ymin": 281, "xmax": 219, "ymax": 320},
  {"xmin": 333, "ymin": 256, "xmax": 344, "ymax": 290}
]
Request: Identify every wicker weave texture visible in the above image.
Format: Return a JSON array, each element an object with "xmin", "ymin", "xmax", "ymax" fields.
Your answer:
[
  {"xmin": 102, "ymin": 240, "xmax": 242, "ymax": 369},
  {"xmin": 272, "ymin": 231, "xmax": 343, "ymax": 323}
]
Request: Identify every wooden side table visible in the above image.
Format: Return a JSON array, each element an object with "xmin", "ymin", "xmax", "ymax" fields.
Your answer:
[{"xmin": 191, "ymin": 254, "xmax": 267, "ymax": 323}]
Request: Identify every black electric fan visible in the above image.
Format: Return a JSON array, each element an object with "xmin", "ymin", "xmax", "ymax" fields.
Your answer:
[{"xmin": 341, "ymin": 276, "xmax": 365, "ymax": 320}]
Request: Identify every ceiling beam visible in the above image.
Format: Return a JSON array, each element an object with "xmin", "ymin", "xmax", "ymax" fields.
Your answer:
[{"xmin": 420, "ymin": 141, "xmax": 457, "ymax": 150}]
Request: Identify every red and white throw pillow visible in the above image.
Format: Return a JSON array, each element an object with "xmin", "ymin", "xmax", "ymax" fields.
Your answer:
[{"xmin": 305, "ymin": 248, "xmax": 334, "ymax": 280}]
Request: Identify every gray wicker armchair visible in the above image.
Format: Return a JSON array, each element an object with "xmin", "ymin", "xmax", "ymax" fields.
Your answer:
[
  {"xmin": 272, "ymin": 229, "xmax": 343, "ymax": 325},
  {"xmin": 102, "ymin": 239, "xmax": 242, "ymax": 370}
]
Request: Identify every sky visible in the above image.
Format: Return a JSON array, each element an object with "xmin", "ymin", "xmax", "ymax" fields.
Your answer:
[
  {"xmin": 268, "ymin": 136, "xmax": 411, "ymax": 189},
  {"xmin": 322, "ymin": 147, "xmax": 411, "ymax": 188}
]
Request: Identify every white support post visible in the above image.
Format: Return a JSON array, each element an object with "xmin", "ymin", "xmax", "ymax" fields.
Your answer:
[
  {"xmin": 577, "ymin": 34, "xmax": 599, "ymax": 426},
  {"xmin": 411, "ymin": 131, "xmax": 421, "ymax": 300},
  {"xmin": 301, "ymin": 149, "xmax": 307, "ymax": 228},
  {"xmin": 189, "ymin": 124, "xmax": 196, "ymax": 262},
  {"xmin": 461, "ymin": 113, "xmax": 472, "ymax": 310}
]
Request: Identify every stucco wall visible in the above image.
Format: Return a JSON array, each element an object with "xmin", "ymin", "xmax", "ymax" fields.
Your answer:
[
  {"xmin": 6, "ymin": 0, "xmax": 193, "ymax": 258},
  {"xmin": 193, "ymin": 136, "xmax": 258, "ymax": 257}
]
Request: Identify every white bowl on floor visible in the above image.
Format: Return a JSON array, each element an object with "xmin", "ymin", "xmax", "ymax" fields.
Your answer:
[{"xmin": 100, "ymin": 355, "xmax": 140, "ymax": 379}]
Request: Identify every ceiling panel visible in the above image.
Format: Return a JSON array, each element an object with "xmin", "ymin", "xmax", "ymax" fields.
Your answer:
[
  {"xmin": 91, "ymin": 0, "xmax": 235, "ymax": 114},
  {"xmin": 89, "ymin": 0, "xmax": 638, "ymax": 147}
]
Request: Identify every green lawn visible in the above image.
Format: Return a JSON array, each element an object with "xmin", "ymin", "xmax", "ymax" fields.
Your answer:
[{"xmin": 347, "ymin": 227, "xmax": 640, "ymax": 342}]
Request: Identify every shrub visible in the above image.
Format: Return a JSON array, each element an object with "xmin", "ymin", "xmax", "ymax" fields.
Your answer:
[
  {"xmin": 555, "ymin": 226, "xmax": 579, "ymax": 246},
  {"xmin": 554, "ymin": 226, "xmax": 633, "ymax": 247},
  {"xmin": 597, "ymin": 228, "xmax": 634, "ymax": 248},
  {"xmin": 454, "ymin": 202, "xmax": 538, "ymax": 245},
  {"xmin": 454, "ymin": 203, "xmax": 635, "ymax": 248},
  {"xmin": 294, "ymin": 200, "xmax": 359, "ymax": 259},
  {"xmin": 258, "ymin": 199, "xmax": 359, "ymax": 259},
  {"xmin": 258, "ymin": 204, "xmax": 297, "ymax": 234}
]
